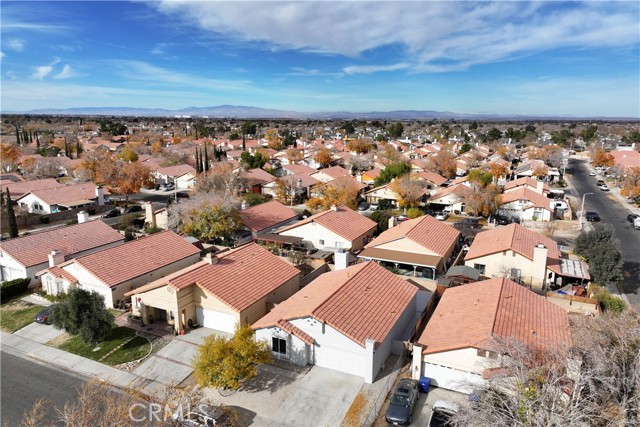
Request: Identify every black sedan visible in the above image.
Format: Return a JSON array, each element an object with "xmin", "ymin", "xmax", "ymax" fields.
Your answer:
[
  {"xmin": 627, "ymin": 214, "xmax": 639, "ymax": 223},
  {"xmin": 34, "ymin": 305, "xmax": 56, "ymax": 324},
  {"xmin": 102, "ymin": 209, "xmax": 121, "ymax": 218},
  {"xmin": 385, "ymin": 378, "xmax": 420, "ymax": 426},
  {"xmin": 586, "ymin": 211, "xmax": 600, "ymax": 222}
]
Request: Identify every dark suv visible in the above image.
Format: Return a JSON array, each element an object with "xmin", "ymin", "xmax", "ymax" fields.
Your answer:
[
  {"xmin": 385, "ymin": 378, "xmax": 420, "ymax": 425},
  {"xmin": 585, "ymin": 211, "xmax": 600, "ymax": 222},
  {"xmin": 123, "ymin": 205, "xmax": 143, "ymax": 214}
]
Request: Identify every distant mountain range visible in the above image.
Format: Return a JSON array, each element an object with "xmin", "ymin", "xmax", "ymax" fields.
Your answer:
[{"xmin": 8, "ymin": 105, "xmax": 638, "ymax": 120}]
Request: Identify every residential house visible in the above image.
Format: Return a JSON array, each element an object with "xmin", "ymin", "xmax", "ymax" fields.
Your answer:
[
  {"xmin": 503, "ymin": 177, "xmax": 549, "ymax": 195},
  {"xmin": 310, "ymin": 166, "xmax": 351, "ymax": 183},
  {"xmin": 428, "ymin": 183, "xmax": 472, "ymax": 214},
  {"xmin": 0, "ymin": 220, "xmax": 124, "ymax": 284},
  {"xmin": 464, "ymin": 223, "xmax": 562, "ymax": 288},
  {"xmin": 244, "ymin": 168, "xmax": 276, "ymax": 196},
  {"xmin": 412, "ymin": 277, "xmax": 571, "ymax": 393},
  {"xmin": 497, "ymin": 187, "xmax": 554, "ymax": 221},
  {"xmin": 16, "ymin": 183, "xmax": 108, "ymax": 214},
  {"xmin": 37, "ymin": 231, "xmax": 201, "ymax": 308},
  {"xmin": 415, "ymin": 171, "xmax": 448, "ymax": 188},
  {"xmin": 360, "ymin": 168, "xmax": 382, "ymax": 185},
  {"xmin": 1, "ymin": 178, "xmax": 64, "ymax": 200},
  {"xmin": 240, "ymin": 200, "xmax": 299, "ymax": 238},
  {"xmin": 254, "ymin": 261, "xmax": 430, "ymax": 383},
  {"xmin": 277, "ymin": 205, "xmax": 376, "ymax": 252},
  {"xmin": 154, "ymin": 164, "xmax": 197, "ymax": 189},
  {"xmin": 127, "ymin": 243, "xmax": 300, "ymax": 334},
  {"xmin": 358, "ymin": 214, "xmax": 460, "ymax": 280}
]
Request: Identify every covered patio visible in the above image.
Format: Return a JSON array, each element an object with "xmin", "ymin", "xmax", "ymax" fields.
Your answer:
[{"xmin": 358, "ymin": 247, "xmax": 444, "ymax": 280}]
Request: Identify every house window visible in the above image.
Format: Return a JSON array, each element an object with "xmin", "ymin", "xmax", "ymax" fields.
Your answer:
[
  {"xmin": 272, "ymin": 337, "xmax": 287, "ymax": 355},
  {"xmin": 319, "ymin": 239, "xmax": 325, "ymax": 245},
  {"xmin": 511, "ymin": 268, "xmax": 521, "ymax": 278},
  {"xmin": 474, "ymin": 264, "xmax": 486, "ymax": 275}
]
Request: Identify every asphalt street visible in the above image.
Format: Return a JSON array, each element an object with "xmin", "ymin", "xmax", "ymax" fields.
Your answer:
[
  {"xmin": 1, "ymin": 351, "xmax": 86, "ymax": 426},
  {"xmin": 568, "ymin": 158, "xmax": 640, "ymax": 312}
]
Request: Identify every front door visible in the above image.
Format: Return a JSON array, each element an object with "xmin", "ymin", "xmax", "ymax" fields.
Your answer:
[{"xmin": 158, "ymin": 309, "xmax": 167, "ymax": 321}]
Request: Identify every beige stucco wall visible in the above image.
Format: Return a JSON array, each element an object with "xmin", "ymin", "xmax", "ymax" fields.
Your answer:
[
  {"xmin": 465, "ymin": 250, "xmax": 552, "ymax": 286},
  {"xmin": 280, "ymin": 221, "xmax": 373, "ymax": 251},
  {"xmin": 423, "ymin": 347, "xmax": 498, "ymax": 375}
]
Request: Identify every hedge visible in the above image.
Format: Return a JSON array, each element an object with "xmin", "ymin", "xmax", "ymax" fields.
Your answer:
[{"xmin": 1, "ymin": 278, "xmax": 31, "ymax": 299}]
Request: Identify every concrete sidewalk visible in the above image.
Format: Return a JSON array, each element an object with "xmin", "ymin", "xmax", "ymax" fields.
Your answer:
[{"xmin": 0, "ymin": 330, "xmax": 164, "ymax": 395}]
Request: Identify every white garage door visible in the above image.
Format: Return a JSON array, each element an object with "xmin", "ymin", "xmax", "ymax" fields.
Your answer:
[
  {"xmin": 422, "ymin": 362, "xmax": 484, "ymax": 394},
  {"xmin": 196, "ymin": 307, "xmax": 237, "ymax": 334},
  {"xmin": 314, "ymin": 344, "xmax": 367, "ymax": 380}
]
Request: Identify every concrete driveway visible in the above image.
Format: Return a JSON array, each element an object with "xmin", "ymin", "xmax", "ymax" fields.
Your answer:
[
  {"xmin": 205, "ymin": 364, "xmax": 363, "ymax": 427},
  {"xmin": 132, "ymin": 327, "xmax": 228, "ymax": 387},
  {"xmin": 14, "ymin": 323, "xmax": 65, "ymax": 344}
]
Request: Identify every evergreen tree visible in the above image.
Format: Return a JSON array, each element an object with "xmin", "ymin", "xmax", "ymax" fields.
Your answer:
[
  {"xmin": 242, "ymin": 133, "xmax": 246, "ymax": 152},
  {"xmin": 195, "ymin": 147, "xmax": 201, "ymax": 174},
  {"xmin": 75, "ymin": 140, "xmax": 83, "ymax": 158},
  {"xmin": 203, "ymin": 142, "xmax": 210, "ymax": 172},
  {"xmin": 5, "ymin": 189, "xmax": 19, "ymax": 238},
  {"xmin": 49, "ymin": 288, "xmax": 114, "ymax": 344}
]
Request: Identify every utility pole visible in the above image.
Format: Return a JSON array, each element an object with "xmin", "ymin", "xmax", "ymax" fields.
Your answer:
[{"xmin": 579, "ymin": 192, "xmax": 593, "ymax": 229}]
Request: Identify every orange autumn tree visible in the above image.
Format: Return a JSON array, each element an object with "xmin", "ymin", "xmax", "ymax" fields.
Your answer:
[{"xmin": 115, "ymin": 162, "xmax": 152, "ymax": 205}]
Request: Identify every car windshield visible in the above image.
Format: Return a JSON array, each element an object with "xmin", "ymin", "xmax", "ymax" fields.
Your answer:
[{"xmin": 390, "ymin": 394, "xmax": 410, "ymax": 406}]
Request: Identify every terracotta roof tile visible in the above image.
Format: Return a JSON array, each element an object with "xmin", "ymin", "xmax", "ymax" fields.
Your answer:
[
  {"xmin": 276, "ymin": 319, "xmax": 315, "ymax": 345},
  {"xmin": 464, "ymin": 223, "xmax": 561, "ymax": 275},
  {"xmin": 311, "ymin": 166, "xmax": 351, "ymax": 180},
  {"xmin": 254, "ymin": 262, "xmax": 418, "ymax": 348},
  {"xmin": 43, "ymin": 266, "xmax": 78, "ymax": 284},
  {"xmin": 429, "ymin": 183, "xmax": 472, "ymax": 202},
  {"xmin": 155, "ymin": 164, "xmax": 196, "ymax": 177},
  {"xmin": 499, "ymin": 187, "xmax": 552, "ymax": 211},
  {"xmin": 167, "ymin": 243, "xmax": 300, "ymax": 312},
  {"xmin": 1, "ymin": 178, "xmax": 64, "ymax": 198},
  {"xmin": 418, "ymin": 277, "xmax": 571, "ymax": 354},
  {"xmin": 282, "ymin": 164, "xmax": 315, "ymax": 175},
  {"xmin": 0, "ymin": 221, "xmax": 124, "ymax": 268},
  {"xmin": 277, "ymin": 205, "xmax": 376, "ymax": 242},
  {"xmin": 416, "ymin": 171, "xmax": 447, "ymax": 186},
  {"xmin": 19, "ymin": 183, "xmax": 103, "ymax": 206},
  {"xmin": 72, "ymin": 231, "xmax": 200, "ymax": 287},
  {"xmin": 366, "ymin": 215, "xmax": 460, "ymax": 257},
  {"xmin": 240, "ymin": 200, "xmax": 297, "ymax": 233},
  {"xmin": 244, "ymin": 168, "xmax": 275, "ymax": 185}
]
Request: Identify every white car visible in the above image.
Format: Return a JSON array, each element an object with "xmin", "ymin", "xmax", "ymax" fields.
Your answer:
[
  {"xmin": 428, "ymin": 401, "xmax": 458, "ymax": 426},
  {"xmin": 589, "ymin": 171, "xmax": 596, "ymax": 176},
  {"xmin": 599, "ymin": 184, "xmax": 610, "ymax": 191},
  {"xmin": 435, "ymin": 212, "xmax": 449, "ymax": 221}
]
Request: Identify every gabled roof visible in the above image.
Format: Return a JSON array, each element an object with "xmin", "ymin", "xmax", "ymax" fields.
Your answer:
[
  {"xmin": 69, "ymin": 231, "xmax": 200, "ymax": 287},
  {"xmin": 253, "ymin": 262, "xmax": 418, "ymax": 348},
  {"xmin": 311, "ymin": 166, "xmax": 351, "ymax": 180},
  {"xmin": 155, "ymin": 164, "xmax": 196, "ymax": 178},
  {"xmin": 503, "ymin": 177, "xmax": 548, "ymax": 193},
  {"xmin": 416, "ymin": 171, "xmax": 447, "ymax": 186},
  {"xmin": 277, "ymin": 205, "xmax": 376, "ymax": 242},
  {"xmin": 159, "ymin": 243, "xmax": 299, "ymax": 312},
  {"xmin": 0, "ymin": 221, "xmax": 124, "ymax": 268},
  {"xmin": 282, "ymin": 164, "xmax": 315, "ymax": 175},
  {"xmin": 17, "ymin": 183, "xmax": 104, "ymax": 206},
  {"xmin": 464, "ymin": 223, "xmax": 561, "ymax": 274},
  {"xmin": 280, "ymin": 172, "xmax": 320, "ymax": 188},
  {"xmin": 498, "ymin": 187, "xmax": 552, "ymax": 212},
  {"xmin": 41, "ymin": 266, "xmax": 78, "ymax": 284},
  {"xmin": 366, "ymin": 215, "xmax": 460, "ymax": 257},
  {"xmin": 323, "ymin": 175, "xmax": 367, "ymax": 192},
  {"xmin": 240, "ymin": 200, "xmax": 297, "ymax": 232},
  {"xmin": 418, "ymin": 277, "xmax": 571, "ymax": 354},
  {"xmin": 429, "ymin": 183, "xmax": 472, "ymax": 202},
  {"xmin": 244, "ymin": 168, "xmax": 275, "ymax": 186},
  {"xmin": 1, "ymin": 178, "xmax": 64, "ymax": 199}
]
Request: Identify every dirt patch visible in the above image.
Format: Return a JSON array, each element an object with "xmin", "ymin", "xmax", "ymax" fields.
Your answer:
[
  {"xmin": 46, "ymin": 332, "xmax": 71, "ymax": 347},
  {"xmin": 2, "ymin": 300, "xmax": 35, "ymax": 312},
  {"xmin": 342, "ymin": 393, "xmax": 368, "ymax": 427}
]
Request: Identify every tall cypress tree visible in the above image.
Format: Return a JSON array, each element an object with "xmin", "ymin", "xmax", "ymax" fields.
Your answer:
[
  {"xmin": 76, "ymin": 140, "xmax": 83, "ymax": 158},
  {"xmin": 203, "ymin": 142, "xmax": 210, "ymax": 172},
  {"xmin": 242, "ymin": 133, "xmax": 246, "ymax": 152},
  {"xmin": 195, "ymin": 147, "xmax": 201, "ymax": 174},
  {"xmin": 6, "ymin": 189, "xmax": 19, "ymax": 238}
]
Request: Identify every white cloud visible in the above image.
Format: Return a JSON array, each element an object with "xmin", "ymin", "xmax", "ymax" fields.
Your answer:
[
  {"xmin": 151, "ymin": 43, "xmax": 171, "ymax": 56},
  {"xmin": 285, "ymin": 67, "xmax": 343, "ymax": 77},
  {"xmin": 54, "ymin": 64, "xmax": 80, "ymax": 79},
  {"xmin": 32, "ymin": 57, "xmax": 62, "ymax": 80},
  {"xmin": 0, "ymin": 51, "xmax": 5, "ymax": 60},
  {"xmin": 5, "ymin": 38, "xmax": 25, "ymax": 52},
  {"xmin": 343, "ymin": 63, "xmax": 410, "ymax": 75},
  {"xmin": 152, "ymin": 1, "xmax": 640, "ymax": 73}
]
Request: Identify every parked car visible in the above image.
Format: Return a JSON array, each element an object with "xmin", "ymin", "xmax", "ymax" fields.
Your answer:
[
  {"xmin": 585, "ymin": 211, "xmax": 600, "ymax": 222},
  {"xmin": 428, "ymin": 400, "xmax": 458, "ymax": 427},
  {"xmin": 123, "ymin": 205, "xmax": 143, "ymax": 214},
  {"xmin": 596, "ymin": 179, "xmax": 605, "ymax": 186},
  {"xmin": 102, "ymin": 209, "xmax": 121, "ymax": 218},
  {"xmin": 634, "ymin": 217, "xmax": 640, "ymax": 230},
  {"xmin": 598, "ymin": 184, "xmax": 610, "ymax": 191},
  {"xmin": 495, "ymin": 215, "xmax": 511, "ymax": 225},
  {"xmin": 369, "ymin": 203, "xmax": 379, "ymax": 211},
  {"xmin": 176, "ymin": 191, "xmax": 190, "ymax": 199},
  {"xmin": 458, "ymin": 217, "xmax": 480, "ymax": 228},
  {"xmin": 589, "ymin": 171, "xmax": 596, "ymax": 176},
  {"xmin": 396, "ymin": 215, "xmax": 409, "ymax": 222},
  {"xmin": 173, "ymin": 403, "xmax": 227, "ymax": 427},
  {"xmin": 35, "ymin": 305, "xmax": 56, "ymax": 324},
  {"xmin": 628, "ymin": 214, "xmax": 639, "ymax": 223},
  {"xmin": 385, "ymin": 378, "xmax": 420, "ymax": 426},
  {"xmin": 162, "ymin": 183, "xmax": 175, "ymax": 192},
  {"xmin": 358, "ymin": 201, "xmax": 370, "ymax": 211},
  {"xmin": 435, "ymin": 212, "xmax": 449, "ymax": 221}
]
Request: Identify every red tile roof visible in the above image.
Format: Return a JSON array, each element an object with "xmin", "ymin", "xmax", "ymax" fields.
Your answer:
[
  {"xmin": 416, "ymin": 171, "xmax": 447, "ymax": 186},
  {"xmin": 311, "ymin": 166, "xmax": 351, "ymax": 180},
  {"xmin": 418, "ymin": 277, "xmax": 571, "ymax": 354},
  {"xmin": 498, "ymin": 187, "xmax": 552, "ymax": 211},
  {"xmin": 276, "ymin": 319, "xmax": 315, "ymax": 345},
  {"xmin": 610, "ymin": 150, "xmax": 640, "ymax": 170},
  {"xmin": 240, "ymin": 200, "xmax": 298, "ymax": 232},
  {"xmin": 18, "ymin": 183, "xmax": 103, "ymax": 206},
  {"xmin": 277, "ymin": 205, "xmax": 376, "ymax": 242},
  {"xmin": 503, "ymin": 177, "xmax": 548, "ymax": 193},
  {"xmin": 71, "ymin": 231, "xmax": 200, "ymax": 287},
  {"xmin": 429, "ymin": 183, "xmax": 472, "ymax": 202},
  {"xmin": 155, "ymin": 164, "xmax": 196, "ymax": 178},
  {"xmin": 43, "ymin": 266, "xmax": 78, "ymax": 284},
  {"xmin": 244, "ymin": 168, "xmax": 275, "ymax": 186},
  {"xmin": 0, "ymin": 221, "xmax": 124, "ymax": 268},
  {"xmin": 253, "ymin": 262, "xmax": 418, "ymax": 348},
  {"xmin": 166, "ymin": 243, "xmax": 300, "ymax": 312},
  {"xmin": 464, "ymin": 223, "xmax": 561, "ymax": 275},
  {"xmin": 1, "ymin": 178, "xmax": 64, "ymax": 198},
  {"xmin": 366, "ymin": 215, "xmax": 460, "ymax": 257},
  {"xmin": 282, "ymin": 164, "xmax": 315, "ymax": 175}
]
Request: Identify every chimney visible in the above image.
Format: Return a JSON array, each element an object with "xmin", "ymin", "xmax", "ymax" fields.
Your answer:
[
  {"xmin": 388, "ymin": 216, "xmax": 397, "ymax": 229},
  {"xmin": 331, "ymin": 204, "xmax": 338, "ymax": 212},
  {"xmin": 204, "ymin": 252, "xmax": 218, "ymax": 265},
  {"xmin": 241, "ymin": 200, "xmax": 248, "ymax": 210},
  {"xmin": 95, "ymin": 186, "xmax": 104, "ymax": 205},
  {"xmin": 536, "ymin": 180, "xmax": 544, "ymax": 194},
  {"xmin": 145, "ymin": 202, "xmax": 156, "ymax": 228},
  {"xmin": 532, "ymin": 243, "xmax": 548, "ymax": 287},
  {"xmin": 77, "ymin": 211, "xmax": 89, "ymax": 224},
  {"xmin": 48, "ymin": 250, "xmax": 65, "ymax": 267},
  {"xmin": 334, "ymin": 249, "xmax": 348, "ymax": 270}
]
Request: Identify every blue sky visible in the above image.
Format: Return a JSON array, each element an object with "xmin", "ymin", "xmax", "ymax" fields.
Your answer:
[{"xmin": 1, "ymin": 1, "xmax": 639, "ymax": 117}]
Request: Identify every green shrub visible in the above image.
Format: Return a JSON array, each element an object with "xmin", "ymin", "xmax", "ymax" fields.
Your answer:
[
  {"xmin": 143, "ymin": 225, "xmax": 163, "ymax": 235},
  {"xmin": 65, "ymin": 218, "xmax": 78, "ymax": 226},
  {"xmin": 590, "ymin": 285, "xmax": 627, "ymax": 313},
  {"xmin": 1, "ymin": 278, "xmax": 31, "ymax": 299},
  {"xmin": 407, "ymin": 207, "xmax": 423, "ymax": 219}
]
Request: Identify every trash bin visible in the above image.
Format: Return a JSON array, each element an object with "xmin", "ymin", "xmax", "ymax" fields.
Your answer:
[{"xmin": 418, "ymin": 376, "xmax": 431, "ymax": 393}]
